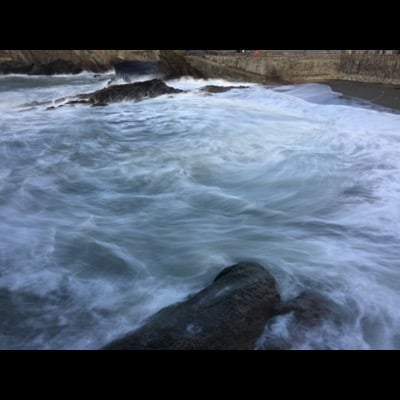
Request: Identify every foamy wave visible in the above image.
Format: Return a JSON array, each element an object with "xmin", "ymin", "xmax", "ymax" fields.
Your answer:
[{"xmin": 1, "ymin": 76, "xmax": 400, "ymax": 349}]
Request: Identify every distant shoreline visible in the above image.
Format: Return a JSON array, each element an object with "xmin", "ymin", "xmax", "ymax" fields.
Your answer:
[{"xmin": 324, "ymin": 79, "xmax": 400, "ymax": 112}]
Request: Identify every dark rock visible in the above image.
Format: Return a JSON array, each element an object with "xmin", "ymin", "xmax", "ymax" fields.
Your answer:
[
  {"xmin": 114, "ymin": 60, "xmax": 160, "ymax": 82},
  {"xmin": 66, "ymin": 99, "xmax": 89, "ymax": 105},
  {"xmin": 0, "ymin": 61, "xmax": 32, "ymax": 74},
  {"xmin": 276, "ymin": 291, "xmax": 344, "ymax": 327},
  {"xmin": 103, "ymin": 262, "xmax": 281, "ymax": 350},
  {"xmin": 74, "ymin": 79, "xmax": 183, "ymax": 105},
  {"xmin": 91, "ymin": 103, "xmax": 108, "ymax": 107},
  {"xmin": 0, "ymin": 50, "xmax": 132, "ymax": 75},
  {"xmin": 199, "ymin": 85, "xmax": 249, "ymax": 93},
  {"xmin": 0, "ymin": 59, "xmax": 83, "ymax": 75},
  {"xmin": 45, "ymin": 99, "xmax": 88, "ymax": 110},
  {"xmin": 158, "ymin": 50, "xmax": 204, "ymax": 79},
  {"xmin": 29, "ymin": 59, "xmax": 83, "ymax": 75},
  {"xmin": 257, "ymin": 291, "xmax": 348, "ymax": 350}
]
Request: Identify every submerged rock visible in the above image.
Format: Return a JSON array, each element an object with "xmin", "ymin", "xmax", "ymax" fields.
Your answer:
[
  {"xmin": 257, "ymin": 291, "xmax": 349, "ymax": 350},
  {"xmin": 277, "ymin": 291, "xmax": 345, "ymax": 327},
  {"xmin": 199, "ymin": 85, "xmax": 249, "ymax": 93},
  {"xmin": 103, "ymin": 262, "xmax": 281, "ymax": 350}
]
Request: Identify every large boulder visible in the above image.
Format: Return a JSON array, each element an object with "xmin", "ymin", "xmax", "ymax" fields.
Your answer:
[{"xmin": 103, "ymin": 262, "xmax": 281, "ymax": 350}]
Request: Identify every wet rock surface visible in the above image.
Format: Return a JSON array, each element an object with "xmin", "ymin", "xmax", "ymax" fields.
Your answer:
[
  {"xmin": 103, "ymin": 262, "xmax": 281, "ymax": 350},
  {"xmin": 257, "ymin": 291, "xmax": 351, "ymax": 350},
  {"xmin": 103, "ymin": 262, "xmax": 349, "ymax": 350},
  {"xmin": 58, "ymin": 79, "xmax": 184, "ymax": 107},
  {"xmin": 81, "ymin": 79, "xmax": 183, "ymax": 104},
  {"xmin": 46, "ymin": 81, "xmax": 253, "ymax": 109},
  {"xmin": 199, "ymin": 85, "xmax": 249, "ymax": 93}
]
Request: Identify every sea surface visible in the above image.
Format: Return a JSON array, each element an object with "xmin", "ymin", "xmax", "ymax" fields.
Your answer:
[{"xmin": 0, "ymin": 72, "xmax": 399, "ymax": 349}]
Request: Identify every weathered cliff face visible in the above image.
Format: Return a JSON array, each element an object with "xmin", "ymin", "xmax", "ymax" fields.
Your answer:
[
  {"xmin": 0, "ymin": 50, "xmax": 204, "ymax": 77},
  {"xmin": 0, "ymin": 50, "xmax": 159, "ymax": 74}
]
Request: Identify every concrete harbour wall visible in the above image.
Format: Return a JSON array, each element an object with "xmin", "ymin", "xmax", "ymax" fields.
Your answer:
[{"xmin": 188, "ymin": 53, "xmax": 400, "ymax": 85}]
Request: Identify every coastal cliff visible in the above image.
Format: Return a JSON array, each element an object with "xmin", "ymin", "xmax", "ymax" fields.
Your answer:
[
  {"xmin": 0, "ymin": 50, "xmax": 159, "ymax": 74},
  {"xmin": 0, "ymin": 50, "xmax": 202, "ymax": 78}
]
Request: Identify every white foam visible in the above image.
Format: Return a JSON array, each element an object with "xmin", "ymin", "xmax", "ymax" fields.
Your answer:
[
  {"xmin": 1, "ymin": 76, "xmax": 400, "ymax": 349},
  {"xmin": 166, "ymin": 76, "xmax": 258, "ymax": 91}
]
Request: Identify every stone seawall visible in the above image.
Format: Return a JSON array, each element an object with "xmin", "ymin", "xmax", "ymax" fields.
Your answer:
[
  {"xmin": 197, "ymin": 54, "xmax": 341, "ymax": 83},
  {"xmin": 339, "ymin": 54, "xmax": 400, "ymax": 84},
  {"xmin": 187, "ymin": 53, "xmax": 400, "ymax": 85}
]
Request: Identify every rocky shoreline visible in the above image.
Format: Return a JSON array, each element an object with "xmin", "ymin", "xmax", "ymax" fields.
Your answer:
[{"xmin": 3, "ymin": 50, "xmax": 399, "ymax": 113}]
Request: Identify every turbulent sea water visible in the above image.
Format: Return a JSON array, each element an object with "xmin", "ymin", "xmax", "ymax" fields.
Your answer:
[{"xmin": 1, "ymin": 72, "xmax": 400, "ymax": 349}]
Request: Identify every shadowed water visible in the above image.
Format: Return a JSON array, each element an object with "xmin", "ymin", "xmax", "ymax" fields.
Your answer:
[{"xmin": 0, "ymin": 74, "xmax": 400, "ymax": 349}]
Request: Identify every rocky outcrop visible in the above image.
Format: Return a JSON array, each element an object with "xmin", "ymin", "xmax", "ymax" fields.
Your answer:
[
  {"xmin": 0, "ymin": 50, "xmax": 201, "ymax": 77},
  {"xmin": 103, "ymin": 262, "xmax": 281, "ymax": 350},
  {"xmin": 64, "ymin": 79, "xmax": 183, "ymax": 106},
  {"xmin": 0, "ymin": 50, "xmax": 206, "ymax": 78},
  {"xmin": 49, "ymin": 81, "xmax": 252, "ymax": 109},
  {"xmin": 102, "ymin": 261, "xmax": 348, "ymax": 350},
  {"xmin": 0, "ymin": 50, "xmax": 158, "ymax": 75}
]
